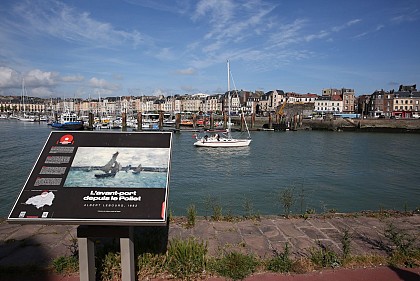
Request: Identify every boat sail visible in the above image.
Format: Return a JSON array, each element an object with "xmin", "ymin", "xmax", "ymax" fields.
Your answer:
[{"xmin": 194, "ymin": 60, "xmax": 251, "ymax": 147}]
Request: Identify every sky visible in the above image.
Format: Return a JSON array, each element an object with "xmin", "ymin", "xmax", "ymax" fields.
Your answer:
[{"xmin": 0, "ymin": 0, "xmax": 419, "ymax": 99}]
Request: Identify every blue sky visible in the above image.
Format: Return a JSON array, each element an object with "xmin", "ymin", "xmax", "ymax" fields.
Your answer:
[{"xmin": 0, "ymin": 0, "xmax": 419, "ymax": 98}]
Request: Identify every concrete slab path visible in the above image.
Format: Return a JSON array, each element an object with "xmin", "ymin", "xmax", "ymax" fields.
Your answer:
[{"xmin": 1, "ymin": 213, "xmax": 419, "ymax": 280}]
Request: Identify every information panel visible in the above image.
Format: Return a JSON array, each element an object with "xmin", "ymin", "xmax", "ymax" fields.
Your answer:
[{"xmin": 8, "ymin": 131, "xmax": 172, "ymax": 226}]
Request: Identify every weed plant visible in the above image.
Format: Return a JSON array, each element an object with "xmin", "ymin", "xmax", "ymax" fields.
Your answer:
[
  {"xmin": 309, "ymin": 242, "xmax": 340, "ymax": 269},
  {"xmin": 278, "ymin": 187, "xmax": 295, "ymax": 218},
  {"xmin": 212, "ymin": 204, "xmax": 223, "ymax": 221},
  {"xmin": 52, "ymin": 256, "xmax": 78, "ymax": 274},
  {"xmin": 266, "ymin": 243, "xmax": 293, "ymax": 273},
  {"xmin": 243, "ymin": 197, "xmax": 260, "ymax": 220},
  {"xmin": 341, "ymin": 229, "xmax": 351, "ymax": 262},
  {"xmin": 209, "ymin": 251, "xmax": 258, "ymax": 280},
  {"xmin": 137, "ymin": 253, "xmax": 166, "ymax": 280},
  {"xmin": 52, "ymin": 236, "xmax": 79, "ymax": 274},
  {"xmin": 166, "ymin": 238, "xmax": 207, "ymax": 279},
  {"xmin": 100, "ymin": 252, "xmax": 121, "ymax": 281},
  {"xmin": 384, "ymin": 223, "xmax": 419, "ymax": 267},
  {"xmin": 204, "ymin": 195, "xmax": 224, "ymax": 220},
  {"xmin": 187, "ymin": 204, "xmax": 197, "ymax": 228}
]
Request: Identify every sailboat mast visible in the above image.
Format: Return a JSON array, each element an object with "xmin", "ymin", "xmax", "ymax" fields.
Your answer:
[
  {"xmin": 227, "ymin": 60, "xmax": 231, "ymax": 136},
  {"xmin": 22, "ymin": 78, "xmax": 26, "ymax": 113}
]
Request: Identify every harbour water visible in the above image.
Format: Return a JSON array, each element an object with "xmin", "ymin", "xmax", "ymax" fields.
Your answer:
[{"xmin": 1, "ymin": 119, "xmax": 419, "ymax": 218}]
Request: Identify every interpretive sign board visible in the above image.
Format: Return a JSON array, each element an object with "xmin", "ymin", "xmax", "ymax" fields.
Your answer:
[{"xmin": 8, "ymin": 131, "xmax": 172, "ymax": 226}]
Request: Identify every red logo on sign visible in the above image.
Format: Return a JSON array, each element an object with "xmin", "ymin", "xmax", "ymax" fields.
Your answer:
[{"xmin": 58, "ymin": 134, "xmax": 74, "ymax": 145}]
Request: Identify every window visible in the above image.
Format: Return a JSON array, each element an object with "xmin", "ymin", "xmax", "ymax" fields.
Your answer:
[{"xmin": 396, "ymin": 100, "xmax": 399, "ymax": 104}]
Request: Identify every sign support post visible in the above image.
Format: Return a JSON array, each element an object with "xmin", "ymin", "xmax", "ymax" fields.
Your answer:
[
  {"xmin": 78, "ymin": 237, "xmax": 95, "ymax": 281},
  {"xmin": 120, "ymin": 226, "xmax": 135, "ymax": 281},
  {"xmin": 77, "ymin": 226, "xmax": 137, "ymax": 281}
]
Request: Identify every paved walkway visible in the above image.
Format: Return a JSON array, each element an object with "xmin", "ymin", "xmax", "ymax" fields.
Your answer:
[{"xmin": 1, "ymin": 213, "xmax": 419, "ymax": 280}]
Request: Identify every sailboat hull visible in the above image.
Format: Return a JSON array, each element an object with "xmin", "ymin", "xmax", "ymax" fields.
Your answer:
[{"xmin": 194, "ymin": 138, "xmax": 251, "ymax": 147}]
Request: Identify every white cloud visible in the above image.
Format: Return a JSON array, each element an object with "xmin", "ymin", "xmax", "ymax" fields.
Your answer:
[
  {"xmin": 267, "ymin": 19, "xmax": 306, "ymax": 48},
  {"xmin": 176, "ymin": 68, "xmax": 197, "ymax": 75},
  {"xmin": 30, "ymin": 86, "xmax": 55, "ymax": 97},
  {"xmin": 13, "ymin": 0, "xmax": 145, "ymax": 48},
  {"xmin": 24, "ymin": 69, "xmax": 58, "ymax": 87},
  {"xmin": 155, "ymin": 48, "xmax": 175, "ymax": 61},
  {"xmin": 332, "ymin": 19, "xmax": 361, "ymax": 32},
  {"xmin": 89, "ymin": 77, "xmax": 120, "ymax": 91},
  {"xmin": 305, "ymin": 30, "xmax": 330, "ymax": 42},
  {"xmin": 0, "ymin": 66, "xmax": 21, "ymax": 88},
  {"xmin": 60, "ymin": 75, "xmax": 84, "ymax": 82}
]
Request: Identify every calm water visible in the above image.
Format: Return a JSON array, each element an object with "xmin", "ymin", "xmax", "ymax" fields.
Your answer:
[{"xmin": 1, "ymin": 119, "xmax": 419, "ymax": 217}]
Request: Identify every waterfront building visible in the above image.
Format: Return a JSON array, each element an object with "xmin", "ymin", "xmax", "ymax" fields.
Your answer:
[
  {"xmin": 356, "ymin": 95, "xmax": 370, "ymax": 117},
  {"xmin": 314, "ymin": 95, "xmax": 343, "ymax": 115},
  {"xmin": 4, "ymin": 82, "xmax": 420, "ymax": 120},
  {"xmin": 392, "ymin": 86, "xmax": 420, "ymax": 118},
  {"xmin": 203, "ymin": 94, "xmax": 223, "ymax": 113},
  {"xmin": 342, "ymin": 88, "xmax": 355, "ymax": 113},
  {"xmin": 369, "ymin": 90, "xmax": 387, "ymax": 118},
  {"xmin": 322, "ymin": 88, "xmax": 342, "ymax": 96}
]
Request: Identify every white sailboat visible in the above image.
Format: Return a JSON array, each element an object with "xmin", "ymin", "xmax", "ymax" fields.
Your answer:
[{"xmin": 194, "ymin": 60, "xmax": 251, "ymax": 147}]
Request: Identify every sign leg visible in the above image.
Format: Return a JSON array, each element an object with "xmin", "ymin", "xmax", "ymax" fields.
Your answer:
[
  {"xmin": 78, "ymin": 237, "xmax": 96, "ymax": 281},
  {"xmin": 120, "ymin": 226, "xmax": 135, "ymax": 281}
]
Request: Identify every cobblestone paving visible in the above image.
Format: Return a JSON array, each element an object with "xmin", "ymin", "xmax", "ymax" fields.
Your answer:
[{"xmin": 1, "ymin": 214, "xmax": 419, "ymax": 268}]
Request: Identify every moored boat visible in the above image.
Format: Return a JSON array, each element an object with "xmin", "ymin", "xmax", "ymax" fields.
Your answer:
[{"xmin": 49, "ymin": 111, "xmax": 84, "ymax": 130}]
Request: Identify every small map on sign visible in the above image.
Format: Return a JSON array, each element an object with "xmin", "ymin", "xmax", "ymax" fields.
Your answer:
[{"xmin": 25, "ymin": 191, "xmax": 55, "ymax": 209}]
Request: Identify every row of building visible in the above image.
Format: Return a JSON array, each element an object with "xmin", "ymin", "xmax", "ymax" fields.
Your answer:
[{"xmin": 0, "ymin": 84, "xmax": 419, "ymax": 118}]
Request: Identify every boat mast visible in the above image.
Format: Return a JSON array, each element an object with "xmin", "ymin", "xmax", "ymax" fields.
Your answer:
[
  {"xmin": 227, "ymin": 60, "xmax": 232, "ymax": 138},
  {"xmin": 22, "ymin": 78, "xmax": 26, "ymax": 114}
]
